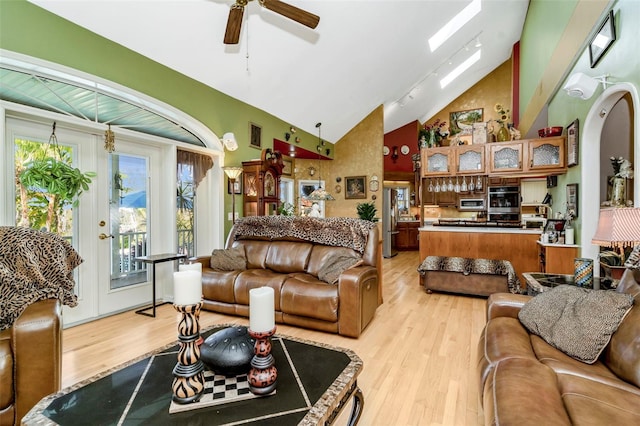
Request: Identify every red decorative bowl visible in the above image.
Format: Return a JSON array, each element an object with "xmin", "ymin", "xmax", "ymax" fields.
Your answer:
[{"xmin": 538, "ymin": 126, "xmax": 564, "ymax": 138}]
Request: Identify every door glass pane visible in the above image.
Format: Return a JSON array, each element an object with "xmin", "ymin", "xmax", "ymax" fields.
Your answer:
[
  {"xmin": 110, "ymin": 154, "xmax": 148, "ymax": 290},
  {"xmin": 177, "ymin": 163, "xmax": 195, "ymax": 256},
  {"xmin": 14, "ymin": 138, "xmax": 75, "ymax": 243}
]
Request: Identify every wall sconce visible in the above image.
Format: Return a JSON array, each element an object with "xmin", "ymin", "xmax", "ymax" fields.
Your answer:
[
  {"xmin": 222, "ymin": 132, "xmax": 238, "ymax": 151},
  {"xmin": 308, "ymin": 166, "xmax": 316, "ymax": 176},
  {"xmin": 563, "ymin": 72, "xmax": 613, "ymax": 100},
  {"xmin": 391, "ymin": 146, "xmax": 399, "ymax": 162}
]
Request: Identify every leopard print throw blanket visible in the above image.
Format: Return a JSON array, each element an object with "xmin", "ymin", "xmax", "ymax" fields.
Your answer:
[
  {"xmin": 418, "ymin": 255, "xmax": 522, "ymax": 294},
  {"xmin": 0, "ymin": 227, "xmax": 83, "ymax": 330},
  {"xmin": 229, "ymin": 216, "xmax": 376, "ymax": 254}
]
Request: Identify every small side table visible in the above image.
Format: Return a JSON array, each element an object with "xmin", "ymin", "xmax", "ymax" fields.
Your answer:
[{"xmin": 134, "ymin": 253, "xmax": 187, "ymax": 317}]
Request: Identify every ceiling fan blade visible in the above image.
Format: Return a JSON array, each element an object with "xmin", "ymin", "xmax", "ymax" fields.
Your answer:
[
  {"xmin": 224, "ymin": 5, "xmax": 244, "ymax": 44},
  {"xmin": 262, "ymin": 0, "xmax": 320, "ymax": 29}
]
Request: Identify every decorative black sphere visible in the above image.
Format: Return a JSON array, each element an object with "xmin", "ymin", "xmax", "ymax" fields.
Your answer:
[{"xmin": 200, "ymin": 326, "xmax": 255, "ymax": 376}]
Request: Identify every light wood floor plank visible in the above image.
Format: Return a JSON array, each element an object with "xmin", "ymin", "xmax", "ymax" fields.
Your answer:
[{"xmin": 60, "ymin": 251, "xmax": 486, "ymax": 425}]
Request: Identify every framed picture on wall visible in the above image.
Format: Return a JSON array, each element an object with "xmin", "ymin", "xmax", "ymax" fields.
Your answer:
[
  {"xmin": 345, "ymin": 176, "xmax": 367, "ymax": 199},
  {"xmin": 249, "ymin": 122, "xmax": 262, "ymax": 149},
  {"xmin": 567, "ymin": 118, "xmax": 579, "ymax": 167},
  {"xmin": 282, "ymin": 158, "xmax": 292, "ymax": 176},
  {"xmin": 450, "ymin": 108, "xmax": 483, "ymax": 136},
  {"xmin": 589, "ymin": 10, "xmax": 616, "ymax": 68},
  {"xmin": 566, "ymin": 183, "xmax": 578, "ymax": 218},
  {"xmin": 227, "ymin": 178, "xmax": 241, "ymax": 194}
]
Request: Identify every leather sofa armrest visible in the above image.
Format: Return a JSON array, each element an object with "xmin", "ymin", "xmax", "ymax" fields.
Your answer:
[
  {"xmin": 189, "ymin": 256, "xmax": 211, "ymax": 268},
  {"xmin": 486, "ymin": 293, "xmax": 531, "ymax": 321},
  {"xmin": 13, "ymin": 299, "xmax": 62, "ymax": 423},
  {"xmin": 337, "ymin": 265, "xmax": 379, "ymax": 338}
]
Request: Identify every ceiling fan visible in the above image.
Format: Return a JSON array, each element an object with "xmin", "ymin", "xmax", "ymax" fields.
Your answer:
[{"xmin": 224, "ymin": 0, "xmax": 320, "ymax": 44}]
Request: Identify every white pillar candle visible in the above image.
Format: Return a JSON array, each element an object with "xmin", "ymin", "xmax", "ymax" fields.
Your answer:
[
  {"xmin": 249, "ymin": 286, "xmax": 275, "ymax": 332},
  {"xmin": 173, "ymin": 270, "xmax": 202, "ymax": 305},
  {"xmin": 179, "ymin": 263, "xmax": 202, "ymax": 273}
]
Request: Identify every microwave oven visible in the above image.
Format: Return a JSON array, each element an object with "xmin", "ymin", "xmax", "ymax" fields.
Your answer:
[{"xmin": 459, "ymin": 198, "xmax": 486, "ymax": 211}]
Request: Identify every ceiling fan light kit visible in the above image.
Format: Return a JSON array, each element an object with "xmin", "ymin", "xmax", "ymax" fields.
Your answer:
[{"xmin": 224, "ymin": 0, "xmax": 320, "ymax": 45}]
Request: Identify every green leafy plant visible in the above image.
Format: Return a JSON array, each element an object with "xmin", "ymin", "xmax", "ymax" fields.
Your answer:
[
  {"xmin": 20, "ymin": 157, "xmax": 96, "ymax": 207},
  {"xmin": 277, "ymin": 202, "xmax": 295, "ymax": 216},
  {"xmin": 356, "ymin": 201, "xmax": 377, "ymax": 222}
]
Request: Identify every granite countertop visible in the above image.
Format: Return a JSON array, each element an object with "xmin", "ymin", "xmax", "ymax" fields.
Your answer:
[{"xmin": 420, "ymin": 224, "xmax": 542, "ymax": 234}]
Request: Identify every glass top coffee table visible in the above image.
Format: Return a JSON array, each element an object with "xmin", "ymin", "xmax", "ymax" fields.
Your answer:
[
  {"xmin": 23, "ymin": 325, "xmax": 363, "ymax": 425},
  {"xmin": 523, "ymin": 272, "xmax": 608, "ymax": 296}
]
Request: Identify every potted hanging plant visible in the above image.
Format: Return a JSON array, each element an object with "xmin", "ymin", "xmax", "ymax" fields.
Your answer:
[{"xmin": 17, "ymin": 123, "xmax": 96, "ymax": 232}]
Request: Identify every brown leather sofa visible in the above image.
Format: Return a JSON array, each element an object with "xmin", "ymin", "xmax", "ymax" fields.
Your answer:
[
  {"xmin": 0, "ymin": 299, "xmax": 62, "ymax": 426},
  {"xmin": 477, "ymin": 269, "xmax": 640, "ymax": 425},
  {"xmin": 193, "ymin": 218, "xmax": 380, "ymax": 338}
]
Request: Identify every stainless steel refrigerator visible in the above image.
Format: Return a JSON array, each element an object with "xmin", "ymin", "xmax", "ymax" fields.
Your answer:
[{"xmin": 383, "ymin": 188, "xmax": 399, "ymax": 258}]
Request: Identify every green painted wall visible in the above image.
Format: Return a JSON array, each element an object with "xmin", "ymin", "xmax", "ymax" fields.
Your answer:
[
  {"xmin": 0, "ymin": 0, "xmax": 333, "ymax": 236},
  {"xmin": 520, "ymin": 0, "xmax": 579, "ymax": 114}
]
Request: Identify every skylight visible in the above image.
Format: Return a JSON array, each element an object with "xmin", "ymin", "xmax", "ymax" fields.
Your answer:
[
  {"xmin": 440, "ymin": 50, "xmax": 481, "ymax": 88},
  {"xmin": 428, "ymin": 0, "xmax": 482, "ymax": 52}
]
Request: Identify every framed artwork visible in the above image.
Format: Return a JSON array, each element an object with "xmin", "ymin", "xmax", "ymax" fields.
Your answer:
[
  {"xmin": 345, "ymin": 176, "xmax": 367, "ymax": 199},
  {"xmin": 566, "ymin": 183, "xmax": 578, "ymax": 218},
  {"xmin": 282, "ymin": 159, "xmax": 292, "ymax": 176},
  {"xmin": 589, "ymin": 10, "xmax": 616, "ymax": 68},
  {"xmin": 567, "ymin": 118, "xmax": 579, "ymax": 167},
  {"xmin": 227, "ymin": 178, "xmax": 241, "ymax": 194},
  {"xmin": 450, "ymin": 108, "xmax": 484, "ymax": 136},
  {"xmin": 544, "ymin": 219, "xmax": 566, "ymax": 234},
  {"xmin": 249, "ymin": 122, "xmax": 262, "ymax": 149}
]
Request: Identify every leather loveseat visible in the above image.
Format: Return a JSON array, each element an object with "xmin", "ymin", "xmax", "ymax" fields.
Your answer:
[
  {"xmin": 192, "ymin": 216, "xmax": 380, "ymax": 337},
  {"xmin": 477, "ymin": 269, "xmax": 640, "ymax": 425},
  {"xmin": 0, "ymin": 299, "xmax": 62, "ymax": 426}
]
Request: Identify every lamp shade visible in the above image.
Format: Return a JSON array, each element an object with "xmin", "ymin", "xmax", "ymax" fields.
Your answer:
[
  {"xmin": 304, "ymin": 187, "xmax": 335, "ymax": 201},
  {"xmin": 591, "ymin": 207, "xmax": 640, "ymax": 248},
  {"xmin": 222, "ymin": 166, "xmax": 243, "ymax": 180}
]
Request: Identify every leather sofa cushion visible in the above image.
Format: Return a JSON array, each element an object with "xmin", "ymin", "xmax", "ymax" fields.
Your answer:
[
  {"xmin": 483, "ymin": 357, "xmax": 572, "ymax": 426},
  {"xmin": 281, "ymin": 276, "xmax": 339, "ymax": 322},
  {"xmin": 558, "ymin": 372, "xmax": 640, "ymax": 424},
  {"xmin": 232, "ymin": 240, "xmax": 270, "ymax": 269},
  {"xmin": 603, "ymin": 303, "xmax": 640, "ymax": 387},
  {"xmin": 265, "ymin": 241, "xmax": 312, "ymax": 273},
  {"xmin": 531, "ymin": 334, "xmax": 619, "ymax": 381},
  {"xmin": 202, "ymin": 270, "xmax": 239, "ymax": 304},
  {"xmin": 0, "ymin": 330, "xmax": 13, "ymax": 410},
  {"xmin": 234, "ymin": 270, "xmax": 286, "ymax": 311}
]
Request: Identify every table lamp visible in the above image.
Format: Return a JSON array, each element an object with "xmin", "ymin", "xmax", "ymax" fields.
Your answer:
[
  {"xmin": 223, "ymin": 166, "xmax": 243, "ymax": 223},
  {"xmin": 591, "ymin": 207, "xmax": 640, "ymax": 282}
]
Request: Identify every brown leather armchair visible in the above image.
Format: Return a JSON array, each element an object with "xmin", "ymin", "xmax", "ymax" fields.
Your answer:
[{"xmin": 0, "ymin": 299, "xmax": 62, "ymax": 426}]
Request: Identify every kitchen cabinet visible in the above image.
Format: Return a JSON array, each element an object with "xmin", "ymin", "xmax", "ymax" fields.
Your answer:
[
  {"xmin": 527, "ymin": 137, "xmax": 565, "ymax": 171},
  {"xmin": 537, "ymin": 242, "xmax": 579, "ymax": 275},
  {"xmin": 242, "ymin": 149, "xmax": 284, "ymax": 216},
  {"xmin": 397, "ymin": 221, "xmax": 420, "ymax": 250},
  {"xmin": 421, "ymin": 147, "xmax": 453, "ymax": 176},
  {"xmin": 455, "ymin": 145, "xmax": 485, "ymax": 174},
  {"xmin": 488, "ymin": 176, "xmax": 520, "ymax": 186},
  {"xmin": 488, "ymin": 142, "xmax": 524, "ymax": 174}
]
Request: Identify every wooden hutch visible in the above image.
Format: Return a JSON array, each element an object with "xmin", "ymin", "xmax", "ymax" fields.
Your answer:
[{"xmin": 242, "ymin": 149, "xmax": 284, "ymax": 216}]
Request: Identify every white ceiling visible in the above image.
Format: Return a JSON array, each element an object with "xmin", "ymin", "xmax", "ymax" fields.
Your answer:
[{"xmin": 28, "ymin": 0, "xmax": 530, "ymax": 143}]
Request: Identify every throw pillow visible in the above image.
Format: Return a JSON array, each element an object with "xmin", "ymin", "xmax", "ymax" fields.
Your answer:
[
  {"xmin": 318, "ymin": 254, "xmax": 363, "ymax": 285},
  {"xmin": 210, "ymin": 246, "xmax": 246, "ymax": 271},
  {"xmin": 518, "ymin": 285, "xmax": 634, "ymax": 364},
  {"xmin": 624, "ymin": 245, "xmax": 640, "ymax": 268}
]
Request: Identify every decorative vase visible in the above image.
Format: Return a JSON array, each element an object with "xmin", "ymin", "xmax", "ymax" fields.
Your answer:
[
  {"xmin": 611, "ymin": 176, "xmax": 626, "ymax": 206},
  {"xmin": 497, "ymin": 123, "xmax": 510, "ymax": 142},
  {"xmin": 427, "ymin": 129, "xmax": 439, "ymax": 148}
]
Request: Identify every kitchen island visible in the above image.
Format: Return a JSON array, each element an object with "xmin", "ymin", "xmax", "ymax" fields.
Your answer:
[{"xmin": 419, "ymin": 224, "xmax": 542, "ymax": 283}]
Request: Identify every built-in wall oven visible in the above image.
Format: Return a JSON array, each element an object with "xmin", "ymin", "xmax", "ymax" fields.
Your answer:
[{"xmin": 488, "ymin": 186, "xmax": 520, "ymax": 222}]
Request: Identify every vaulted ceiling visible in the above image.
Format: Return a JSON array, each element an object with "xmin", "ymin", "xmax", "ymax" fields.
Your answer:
[{"xmin": 27, "ymin": 0, "xmax": 530, "ymax": 143}]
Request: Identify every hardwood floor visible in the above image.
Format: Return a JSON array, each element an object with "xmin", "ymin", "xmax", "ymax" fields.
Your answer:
[{"xmin": 60, "ymin": 251, "xmax": 486, "ymax": 425}]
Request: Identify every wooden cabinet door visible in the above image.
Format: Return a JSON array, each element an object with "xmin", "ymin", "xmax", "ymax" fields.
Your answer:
[
  {"xmin": 527, "ymin": 137, "xmax": 565, "ymax": 171},
  {"xmin": 456, "ymin": 145, "xmax": 485, "ymax": 174},
  {"xmin": 488, "ymin": 142, "xmax": 524, "ymax": 173},
  {"xmin": 421, "ymin": 147, "xmax": 452, "ymax": 176}
]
